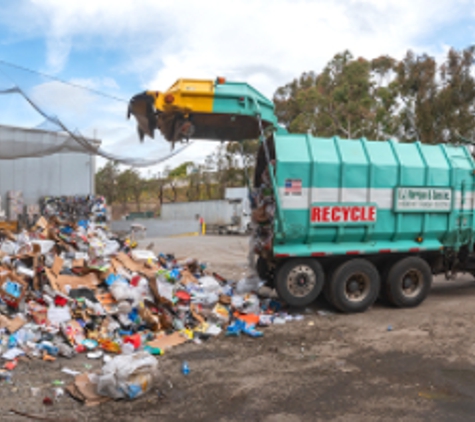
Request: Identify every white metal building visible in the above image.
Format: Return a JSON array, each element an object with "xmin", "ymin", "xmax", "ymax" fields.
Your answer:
[{"xmin": 0, "ymin": 124, "xmax": 98, "ymax": 214}]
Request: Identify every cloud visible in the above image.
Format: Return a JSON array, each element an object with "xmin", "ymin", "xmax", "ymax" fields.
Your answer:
[
  {"xmin": 4, "ymin": 1, "xmax": 471, "ymax": 94},
  {"xmin": 1, "ymin": 0, "xmax": 473, "ymax": 170},
  {"xmin": 45, "ymin": 36, "xmax": 71, "ymax": 74},
  {"xmin": 30, "ymin": 80, "xmax": 96, "ymax": 119}
]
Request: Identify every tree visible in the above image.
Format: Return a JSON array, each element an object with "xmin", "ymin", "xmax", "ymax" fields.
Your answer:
[
  {"xmin": 437, "ymin": 47, "xmax": 475, "ymax": 143},
  {"xmin": 168, "ymin": 161, "xmax": 193, "ymax": 178},
  {"xmin": 95, "ymin": 161, "xmax": 119, "ymax": 204},
  {"xmin": 395, "ymin": 51, "xmax": 439, "ymax": 143},
  {"xmin": 274, "ymin": 51, "xmax": 382, "ymax": 139},
  {"xmin": 116, "ymin": 168, "xmax": 145, "ymax": 211},
  {"xmin": 274, "ymin": 47, "xmax": 475, "ymax": 145}
]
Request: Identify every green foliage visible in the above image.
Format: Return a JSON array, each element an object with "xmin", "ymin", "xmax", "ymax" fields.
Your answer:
[
  {"xmin": 168, "ymin": 161, "xmax": 194, "ymax": 178},
  {"xmin": 95, "ymin": 140, "xmax": 254, "ymax": 207},
  {"xmin": 274, "ymin": 47, "xmax": 475, "ymax": 144},
  {"xmin": 95, "ymin": 161, "xmax": 119, "ymax": 204}
]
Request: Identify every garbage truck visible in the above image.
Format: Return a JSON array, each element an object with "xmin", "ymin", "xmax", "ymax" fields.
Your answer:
[{"xmin": 128, "ymin": 77, "xmax": 475, "ymax": 313}]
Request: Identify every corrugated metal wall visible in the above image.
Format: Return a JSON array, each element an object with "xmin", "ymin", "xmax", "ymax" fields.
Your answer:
[
  {"xmin": 161, "ymin": 200, "xmax": 233, "ymax": 225},
  {"xmin": 0, "ymin": 125, "xmax": 96, "ymax": 209}
]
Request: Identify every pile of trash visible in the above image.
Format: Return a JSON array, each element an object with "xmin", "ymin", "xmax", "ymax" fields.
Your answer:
[
  {"xmin": 250, "ymin": 162, "xmax": 276, "ymax": 257},
  {"xmin": 0, "ymin": 213, "xmax": 300, "ymax": 404},
  {"xmin": 40, "ymin": 195, "xmax": 108, "ymax": 223}
]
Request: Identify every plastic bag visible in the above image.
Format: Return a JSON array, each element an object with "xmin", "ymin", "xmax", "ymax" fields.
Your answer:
[
  {"xmin": 103, "ymin": 240, "xmax": 120, "ymax": 256},
  {"xmin": 235, "ymin": 276, "xmax": 261, "ymax": 295},
  {"xmin": 96, "ymin": 351, "xmax": 158, "ymax": 400},
  {"xmin": 199, "ymin": 276, "xmax": 221, "ymax": 294},
  {"xmin": 109, "ymin": 280, "xmax": 139, "ymax": 304},
  {"xmin": 0, "ymin": 240, "xmax": 17, "ymax": 255},
  {"xmin": 192, "ymin": 291, "xmax": 219, "ymax": 307},
  {"xmin": 242, "ymin": 294, "xmax": 261, "ymax": 314}
]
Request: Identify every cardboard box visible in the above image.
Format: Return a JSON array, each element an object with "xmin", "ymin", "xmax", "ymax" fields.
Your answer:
[
  {"xmin": 0, "ymin": 271, "xmax": 28, "ymax": 308},
  {"xmin": 45, "ymin": 268, "xmax": 100, "ymax": 294}
]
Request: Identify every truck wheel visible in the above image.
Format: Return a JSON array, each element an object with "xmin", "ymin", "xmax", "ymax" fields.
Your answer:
[
  {"xmin": 328, "ymin": 259, "xmax": 380, "ymax": 313},
  {"xmin": 385, "ymin": 257, "xmax": 432, "ymax": 308},
  {"xmin": 275, "ymin": 259, "xmax": 324, "ymax": 307}
]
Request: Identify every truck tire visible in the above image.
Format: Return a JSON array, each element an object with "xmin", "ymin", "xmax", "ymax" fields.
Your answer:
[
  {"xmin": 385, "ymin": 257, "xmax": 432, "ymax": 308},
  {"xmin": 275, "ymin": 259, "xmax": 324, "ymax": 307},
  {"xmin": 327, "ymin": 259, "xmax": 380, "ymax": 313}
]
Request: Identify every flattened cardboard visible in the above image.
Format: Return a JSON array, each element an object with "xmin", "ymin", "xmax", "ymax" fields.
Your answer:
[
  {"xmin": 45, "ymin": 268, "xmax": 100, "ymax": 294},
  {"xmin": 0, "ymin": 229, "xmax": 16, "ymax": 241},
  {"xmin": 116, "ymin": 252, "xmax": 143, "ymax": 273},
  {"xmin": 181, "ymin": 269, "xmax": 199, "ymax": 285},
  {"xmin": 190, "ymin": 304, "xmax": 205, "ymax": 324},
  {"xmin": 72, "ymin": 258, "xmax": 85, "ymax": 268},
  {"xmin": 44, "ymin": 268, "xmax": 60, "ymax": 292},
  {"xmin": 116, "ymin": 252, "xmax": 159, "ymax": 278},
  {"xmin": 148, "ymin": 278, "xmax": 160, "ymax": 303},
  {"xmin": 0, "ymin": 314, "xmax": 26, "ymax": 333},
  {"xmin": 66, "ymin": 373, "xmax": 111, "ymax": 407},
  {"xmin": 34, "ymin": 216, "xmax": 48, "ymax": 232},
  {"xmin": 147, "ymin": 332, "xmax": 187, "ymax": 350},
  {"xmin": 52, "ymin": 255, "xmax": 64, "ymax": 276}
]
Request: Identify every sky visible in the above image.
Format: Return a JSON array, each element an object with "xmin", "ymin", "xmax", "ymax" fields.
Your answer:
[{"xmin": 0, "ymin": 0, "xmax": 474, "ymax": 175}]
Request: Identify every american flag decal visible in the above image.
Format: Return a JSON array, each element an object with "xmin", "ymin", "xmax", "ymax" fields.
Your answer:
[{"xmin": 284, "ymin": 179, "xmax": 302, "ymax": 196}]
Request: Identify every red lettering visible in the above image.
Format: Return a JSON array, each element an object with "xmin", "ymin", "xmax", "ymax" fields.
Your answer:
[
  {"xmin": 311, "ymin": 207, "xmax": 321, "ymax": 222},
  {"xmin": 311, "ymin": 205, "xmax": 377, "ymax": 223},
  {"xmin": 350, "ymin": 207, "xmax": 360, "ymax": 221},
  {"xmin": 369, "ymin": 206, "xmax": 376, "ymax": 222},
  {"xmin": 360, "ymin": 206, "xmax": 367, "ymax": 221},
  {"xmin": 331, "ymin": 206, "xmax": 341, "ymax": 222},
  {"xmin": 342, "ymin": 206, "xmax": 351, "ymax": 221}
]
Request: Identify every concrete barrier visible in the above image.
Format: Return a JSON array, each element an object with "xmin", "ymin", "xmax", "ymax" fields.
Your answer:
[{"xmin": 111, "ymin": 218, "xmax": 200, "ymax": 238}]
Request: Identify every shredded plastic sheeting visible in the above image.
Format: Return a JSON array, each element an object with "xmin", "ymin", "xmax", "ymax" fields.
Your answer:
[
  {"xmin": 0, "ymin": 124, "xmax": 96, "ymax": 159},
  {"xmin": 0, "ymin": 86, "xmax": 193, "ymax": 167}
]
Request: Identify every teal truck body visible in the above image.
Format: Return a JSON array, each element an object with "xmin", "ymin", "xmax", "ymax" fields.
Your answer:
[
  {"xmin": 272, "ymin": 134, "xmax": 475, "ymax": 257},
  {"xmin": 257, "ymin": 134, "xmax": 475, "ymax": 312}
]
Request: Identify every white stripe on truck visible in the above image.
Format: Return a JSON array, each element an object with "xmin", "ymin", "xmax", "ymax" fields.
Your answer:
[
  {"xmin": 279, "ymin": 188, "xmax": 473, "ymax": 211},
  {"xmin": 279, "ymin": 188, "xmax": 393, "ymax": 210}
]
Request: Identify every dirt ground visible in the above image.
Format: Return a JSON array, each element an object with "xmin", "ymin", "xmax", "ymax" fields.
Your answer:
[{"xmin": 4, "ymin": 235, "xmax": 475, "ymax": 421}]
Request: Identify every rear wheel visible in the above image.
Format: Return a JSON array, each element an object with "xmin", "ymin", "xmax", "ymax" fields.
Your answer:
[
  {"xmin": 385, "ymin": 257, "xmax": 432, "ymax": 308},
  {"xmin": 275, "ymin": 259, "xmax": 324, "ymax": 307},
  {"xmin": 327, "ymin": 259, "xmax": 380, "ymax": 313}
]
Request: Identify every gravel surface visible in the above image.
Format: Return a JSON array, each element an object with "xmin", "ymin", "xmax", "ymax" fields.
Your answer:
[{"xmin": 4, "ymin": 235, "xmax": 475, "ymax": 421}]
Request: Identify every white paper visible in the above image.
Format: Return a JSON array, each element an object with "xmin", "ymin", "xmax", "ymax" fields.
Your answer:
[
  {"xmin": 61, "ymin": 367, "xmax": 81, "ymax": 376},
  {"xmin": 75, "ymin": 252, "xmax": 89, "ymax": 260},
  {"xmin": 132, "ymin": 249, "xmax": 157, "ymax": 262},
  {"xmin": 47, "ymin": 306, "xmax": 72, "ymax": 325},
  {"xmin": 16, "ymin": 266, "xmax": 35, "ymax": 278},
  {"xmin": 2, "ymin": 347, "xmax": 25, "ymax": 360},
  {"xmin": 206, "ymin": 324, "xmax": 222, "ymax": 336}
]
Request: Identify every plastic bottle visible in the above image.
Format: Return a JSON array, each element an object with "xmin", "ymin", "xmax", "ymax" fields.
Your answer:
[{"xmin": 182, "ymin": 361, "xmax": 190, "ymax": 375}]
